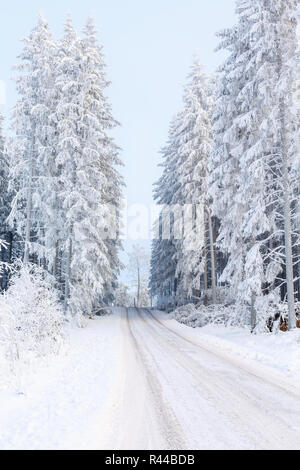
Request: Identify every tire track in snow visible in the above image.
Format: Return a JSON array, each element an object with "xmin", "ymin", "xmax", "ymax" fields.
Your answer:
[
  {"xmin": 146, "ymin": 308, "xmax": 300, "ymax": 400},
  {"xmin": 137, "ymin": 308, "xmax": 270, "ymax": 448},
  {"xmin": 138, "ymin": 308, "xmax": 300, "ymax": 450},
  {"xmin": 125, "ymin": 308, "xmax": 188, "ymax": 450}
]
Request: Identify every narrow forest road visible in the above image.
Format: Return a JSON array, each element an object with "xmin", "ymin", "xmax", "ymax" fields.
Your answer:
[
  {"xmin": 99, "ymin": 307, "xmax": 300, "ymax": 450},
  {"xmin": 1, "ymin": 307, "xmax": 300, "ymax": 450}
]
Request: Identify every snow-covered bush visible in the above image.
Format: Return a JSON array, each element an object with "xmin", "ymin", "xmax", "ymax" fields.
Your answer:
[
  {"xmin": 255, "ymin": 297, "xmax": 300, "ymax": 334},
  {"xmin": 172, "ymin": 299, "xmax": 300, "ymax": 334},
  {"xmin": 253, "ymin": 291, "xmax": 283, "ymax": 333},
  {"xmin": 113, "ymin": 283, "xmax": 132, "ymax": 308},
  {"xmin": 0, "ymin": 263, "xmax": 64, "ymax": 364},
  {"xmin": 172, "ymin": 303, "xmax": 250, "ymax": 329},
  {"xmin": 189, "ymin": 287, "xmax": 235, "ymax": 308}
]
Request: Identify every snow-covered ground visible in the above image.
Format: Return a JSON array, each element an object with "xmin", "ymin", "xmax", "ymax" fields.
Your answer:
[
  {"xmin": 192, "ymin": 323, "xmax": 300, "ymax": 378},
  {"xmin": 169, "ymin": 310, "xmax": 300, "ymax": 380},
  {"xmin": 1, "ymin": 307, "xmax": 300, "ymax": 450},
  {"xmin": 0, "ymin": 309, "xmax": 123, "ymax": 450}
]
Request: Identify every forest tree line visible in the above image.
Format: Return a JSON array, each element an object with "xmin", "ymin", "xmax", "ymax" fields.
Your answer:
[
  {"xmin": 0, "ymin": 15, "xmax": 124, "ymax": 317},
  {"xmin": 150, "ymin": 0, "xmax": 300, "ymax": 330}
]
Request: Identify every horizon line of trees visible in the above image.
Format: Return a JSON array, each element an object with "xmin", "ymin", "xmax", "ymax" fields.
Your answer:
[{"xmin": 150, "ymin": 0, "xmax": 300, "ymax": 330}]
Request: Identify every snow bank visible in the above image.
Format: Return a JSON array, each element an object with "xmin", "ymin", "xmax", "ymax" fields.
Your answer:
[
  {"xmin": 167, "ymin": 305, "xmax": 300, "ymax": 379},
  {"xmin": 0, "ymin": 308, "xmax": 123, "ymax": 450},
  {"xmin": 199, "ymin": 324, "xmax": 300, "ymax": 377},
  {"xmin": 0, "ymin": 264, "xmax": 64, "ymax": 393},
  {"xmin": 172, "ymin": 303, "xmax": 250, "ymax": 328}
]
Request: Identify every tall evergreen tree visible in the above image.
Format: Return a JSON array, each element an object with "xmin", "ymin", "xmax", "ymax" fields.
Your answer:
[
  {"xmin": 55, "ymin": 17, "xmax": 123, "ymax": 316},
  {"xmin": 151, "ymin": 62, "xmax": 218, "ymax": 307},
  {"xmin": 0, "ymin": 113, "xmax": 12, "ymax": 289},
  {"xmin": 172, "ymin": 59, "xmax": 216, "ymax": 303},
  {"xmin": 8, "ymin": 14, "xmax": 56, "ymax": 266},
  {"xmin": 150, "ymin": 114, "xmax": 181, "ymax": 306},
  {"xmin": 209, "ymin": 0, "xmax": 299, "ymax": 328}
]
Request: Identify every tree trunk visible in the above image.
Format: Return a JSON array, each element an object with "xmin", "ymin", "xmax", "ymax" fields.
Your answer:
[
  {"xmin": 8, "ymin": 231, "xmax": 13, "ymax": 264},
  {"xmin": 137, "ymin": 266, "xmax": 140, "ymax": 308},
  {"xmin": 208, "ymin": 211, "xmax": 217, "ymax": 304},
  {"xmin": 203, "ymin": 242, "xmax": 208, "ymax": 305},
  {"xmin": 53, "ymin": 236, "xmax": 60, "ymax": 286},
  {"xmin": 275, "ymin": 22, "xmax": 296, "ymax": 329},
  {"xmin": 64, "ymin": 230, "xmax": 73, "ymax": 314},
  {"xmin": 251, "ymin": 292, "xmax": 257, "ymax": 332},
  {"xmin": 24, "ymin": 164, "xmax": 34, "ymax": 265},
  {"xmin": 24, "ymin": 129, "xmax": 36, "ymax": 266},
  {"xmin": 281, "ymin": 98, "xmax": 296, "ymax": 329}
]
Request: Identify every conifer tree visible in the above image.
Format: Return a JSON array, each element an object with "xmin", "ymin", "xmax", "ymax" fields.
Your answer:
[
  {"xmin": 55, "ymin": 17, "xmax": 124, "ymax": 316},
  {"xmin": 9, "ymin": 15, "xmax": 56, "ymax": 266}
]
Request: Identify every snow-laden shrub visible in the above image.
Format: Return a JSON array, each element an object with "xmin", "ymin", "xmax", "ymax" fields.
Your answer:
[
  {"xmin": 172, "ymin": 298, "xmax": 300, "ymax": 334},
  {"xmin": 172, "ymin": 303, "xmax": 250, "ymax": 329},
  {"xmin": 191, "ymin": 287, "xmax": 235, "ymax": 307},
  {"xmin": 254, "ymin": 294, "xmax": 300, "ymax": 334},
  {"xmin": 0, "ymin": 263, "xmax": 64, "ymax": 363},
  {"xmin": 253, "ymin": 291, "xmax": 282, "ymax": 333}
]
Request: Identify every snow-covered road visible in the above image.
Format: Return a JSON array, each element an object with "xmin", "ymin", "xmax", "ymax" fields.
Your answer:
[
  {"xmin": 1, "ymin": 307, "xmax": 300, "ymax": 450},
  {"xmin": 103, "ymin": 307, "xmax": 300, "ymax": 450}
]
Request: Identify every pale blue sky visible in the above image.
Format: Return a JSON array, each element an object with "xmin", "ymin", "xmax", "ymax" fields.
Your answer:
[
  {"xmin": 1, "ymin": 0, "xmax": 236, "ymax": 206},
  {"xmin": 0, "ymin": 0, "xmax": 236, "ymax": 283}
]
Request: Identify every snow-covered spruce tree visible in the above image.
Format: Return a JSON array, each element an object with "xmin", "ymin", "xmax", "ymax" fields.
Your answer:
[
  {"xmin": 150, "ymin": 235, "xmax": 178, "ymax": 308},
  {"xmin": 79, "ymin": 17, "xmax": 124, "ymax": 314},
  {"xmin": 82, "ymin": 25, "xmax": 125, "ymax": 307},
  {"xmin": 8, "ymin": 15, "xmax": 57, "ymax": 267},
  {"xmin": 231, "ymin": 0, "xmax": 277, "ymax": 328},
  {"xmin": 151, "ymin": 64, "xmax": 221, "ymax": 309},
  {"xmin": 209, "ymin": 15, "xmax": 251, "ymax": 309},
  {"xmin": 150, "ymin": 239, "xmax": 163, "ymax": 303},
  {"xmin": 113, "ymin": 282, "xmax": 132, "ymax": 307},
  {"xmin": 56, "ymin": 17, "xmax": 123, "ymax": 317},
  {"xmin": 209, "ymin": 0, "xmax": 300, "ymax": 329},
  {"xmin": 172, "ymin": 59, "xmax": 216, "ymax": 304},
  {"xmin": 128, "ymin": 244, "xmax": 150, "ymax": 308},
  {"xmin": 294, "ymin": 38, "xmax": 300, "ymax": 303},
  {"xmin": 0, "ymin": 114, "xmax": 12, "ymax": 289},
  {"xmin": 150, "ymin": 114, "xmax": 182, "ymax": 308},
  {"xmin": 0, "ymin": 113, "xmax": 7, "ymax": 236},
  {"xmin": 36, "ymin": 31, "xmax": 63, "ymax": 280},
  {"xmin": 209, "ymin": 1, "xmax": 271, "ymax": 327},
  {"xmin": 236, "ymin": 0, "xmax": 300, "ymax": 329},
  {"xmin": 262, "ymin": 0, "xmax": 299, "ymax": 329}
]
